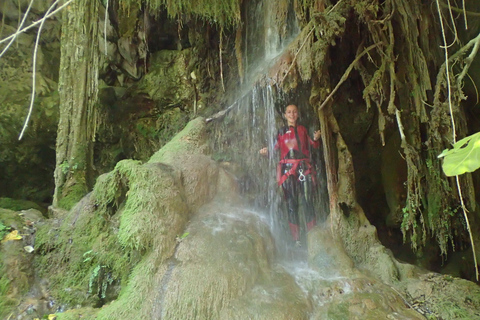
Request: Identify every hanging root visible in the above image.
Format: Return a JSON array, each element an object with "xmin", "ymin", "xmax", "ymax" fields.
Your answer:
[
  {"xmin": 219, "ymin": 27, "xmax": 225, "ymax": 92},
  {"xmin": 435, "ymin": 0, "xmax": 479, "ymax": 280},
  {"xmin": 235, "ymin": 23, "xmax": 244, "ymax": 84},
  {"xmin": 280, "ymin": 27, "xmax": 314, "ymax": 83},
  {"xmin": 318, "ymin": 42, "xmax": 382, "ymax": 112}
]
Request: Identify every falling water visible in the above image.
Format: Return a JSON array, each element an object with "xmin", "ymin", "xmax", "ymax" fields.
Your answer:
[{"xmin": 210, "ymin": 0, "xmax": 328, "ymax": 261}]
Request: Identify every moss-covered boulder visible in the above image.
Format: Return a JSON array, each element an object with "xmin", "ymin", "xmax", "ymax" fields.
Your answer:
[
  {"xmin": 149, "ymin": 117, "xmax": 220, "ymax": 210},
  {"xmin": 138, "ymin": 49, "xmax": 196, "ymax": 109}
]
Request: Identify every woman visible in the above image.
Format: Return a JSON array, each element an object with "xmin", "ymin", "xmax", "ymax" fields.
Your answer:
[{"xmin": 260, "ymin": 104, "xmax": 321, "ymax": 244}]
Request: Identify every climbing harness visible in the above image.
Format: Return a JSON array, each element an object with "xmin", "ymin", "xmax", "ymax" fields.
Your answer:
[{"xmin": 277, "ymin": 158, "xmax": 314, "ymax": 186}]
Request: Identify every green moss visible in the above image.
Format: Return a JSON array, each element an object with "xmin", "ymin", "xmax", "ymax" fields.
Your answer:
[
  {"xmin": 144, "ymin": 0, "xmax": 241, "ymax": 27},
  {"xmin": 57, "ymin": 180, "xmax": 89, "ymax": 211},
  {"xmin": 149, "ymin": 117, "xmax": 207, "ymax": 163},
  {"xmin": 0, "ymin": 260, "xmax": 15, "ymax": 319},
  {"xmin": 325, "ymin": 300, "xmax": 350, "ymax": 319},
  {"xmin": 36, "ymin": 153, "xmax": 188, "ymax": 309},
  {"xmin": 0, "ymin": 208, "xmax": 24, "ymax": 233},
  {"xmin": 55, "ymin": 307, "xmax": 99, "ymax": 320},
  {"xmin": 0, "ymin": 197, "xmax": 45, "ymax": 213},
  {"xmin": 95, "ymin": 254, "xmax": 160, "ymax": 319},
  {"xmin": 117, "ymin": 2, "xmax": 141, "ymax": 38},
  {"xmin": 35, "ymin": 191, "xmax": 130, "ymax": 306}
]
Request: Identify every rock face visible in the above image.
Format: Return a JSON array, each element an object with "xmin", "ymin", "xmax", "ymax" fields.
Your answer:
[{"xmin": 1, "ymin": 116, "xmax": 475, "ymax": 320}]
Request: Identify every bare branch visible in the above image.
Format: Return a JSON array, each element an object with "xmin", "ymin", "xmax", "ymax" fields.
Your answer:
[
  {"xmin": 456, "ymin": 32, "xmax": 480, "ymax": 88},
  {"xmin": 0, "ymin": 0, "xmax": 75, "ymax": 45},
  {"xmin": 18, "ymin": 0, "xmax": 61, "ymax": 140},
  {"xmin": 280, "ymin": 27, "xmax": 314, "ymax": 83},
  {"xmin": 0, "ymin": 0, "xmax": 34, "ymax": 58},
  {"xmin": 318, "ymin": 42, "xmax": 382, "ymax": 112},
  {"xmin": 104, "ymin": 0, "xmax": 109, "ymax": 55}
]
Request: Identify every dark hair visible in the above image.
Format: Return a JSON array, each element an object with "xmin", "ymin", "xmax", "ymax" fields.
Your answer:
[{"xmin": 284, "ymin": 104, "xmax": 298, "ymax": 112}]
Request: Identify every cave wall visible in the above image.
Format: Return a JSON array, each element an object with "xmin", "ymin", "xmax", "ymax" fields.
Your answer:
[{"xmin": 0, "ymin": 0, "xmax": 233, "ymax": 207}]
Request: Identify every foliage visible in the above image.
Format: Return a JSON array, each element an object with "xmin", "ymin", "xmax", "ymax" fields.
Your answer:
[
  {"xmin": 117, "ymin": 0, "xmax": 241, "ymax": 28},
  {"xmin": 34, "ymin": 193, "xmax": 129, "ymax": 306},
  {"xmin": 438, "ymin": 132, "xmax": 480, "ymax": 176},
  {"xmin": 144, "ymin": 0, "xmax": 241, "ymax": 27},
  {"xmin": 36, "ymin": 153, "xmax": 189, "ymax": 310}
]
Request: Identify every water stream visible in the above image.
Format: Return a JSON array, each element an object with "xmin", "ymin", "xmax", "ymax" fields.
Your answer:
[{"xmin": 210, "ymin": 0, "xmax": 331, "ymax": 292}]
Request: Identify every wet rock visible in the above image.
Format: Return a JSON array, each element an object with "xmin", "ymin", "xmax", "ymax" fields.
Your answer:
[
  {"xmin": 308, "ymin": 224, "xmax": 355, "ymax": 278},
  {"xmin": 149, "ymin": 117, "xmax": 218, "ymax": 210},
  {"xmin": 397, "ymin": 272, "xmax": 480, "ymax": 319},
  {"xmin": 159, "ymin": 203, "xmax": 277, "ymax": 319}
]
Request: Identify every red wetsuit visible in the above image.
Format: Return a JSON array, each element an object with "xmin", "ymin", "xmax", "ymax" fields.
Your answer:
[
  {"xmin": 275, "ymin": 125, "xmax": 319, "ymax": 161},
  {"xmin": 275, "ymin": 125, "xmax": 319, "ymax": 241}
]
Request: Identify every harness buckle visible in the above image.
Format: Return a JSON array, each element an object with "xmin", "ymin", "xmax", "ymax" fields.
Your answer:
[{"xmin": 298, "ymin": 169, "xmax": 306, "ymax": 182}]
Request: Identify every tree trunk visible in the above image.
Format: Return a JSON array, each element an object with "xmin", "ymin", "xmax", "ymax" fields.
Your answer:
[{"xmin": 53, "ymin": 0, "xmax": 100, "ymax": 210}]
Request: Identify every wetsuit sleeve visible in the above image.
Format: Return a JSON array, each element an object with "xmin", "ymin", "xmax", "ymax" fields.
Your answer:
[
  {"xmin": 274, "ymin": 129, "xmax": 283, "ymax": 150},
  {"xmin": 301, "ymin": 126, "xmax": 319, "ymax": 148},
  {"xmin": 309, "ymin": 134, "xmax": 320, "ymax": 148}
]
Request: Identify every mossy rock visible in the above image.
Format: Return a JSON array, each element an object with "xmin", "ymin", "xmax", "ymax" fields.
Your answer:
[{"xmin": 138, "ymin": 49, "xmax": 196, "ymax": 109}]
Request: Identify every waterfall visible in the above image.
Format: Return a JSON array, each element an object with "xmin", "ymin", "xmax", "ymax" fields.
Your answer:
[{"xmin": 210, "ymin": 0, "xmax": 328, "ymax": 260}]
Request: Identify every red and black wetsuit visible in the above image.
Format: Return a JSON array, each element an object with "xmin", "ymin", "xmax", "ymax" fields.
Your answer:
[{"xmin": 275, "ymin": 124, "xmax": 319, "ymax": 241}]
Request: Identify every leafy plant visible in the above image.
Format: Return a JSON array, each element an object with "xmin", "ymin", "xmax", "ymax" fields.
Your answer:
[{"xmin": 438, "ymin": 132, "xmax": 480, "ymax": 176}]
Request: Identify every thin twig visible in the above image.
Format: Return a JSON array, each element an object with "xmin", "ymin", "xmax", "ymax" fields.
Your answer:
[
  {"xmin": 463, "ymin": 0, "xmax": 468, "ymax": 29},
  {"xmin": 18, "ymin": 0, "xmax": 60, "ymax": 140},
  {"xmin": 439, "ymin": 1, "xmax": 480, "ymax": 17},
  {"xmin": 456, "ymin": 175, "xmax": 478, "ymax": 281},
  {"xmin": 387, "ymin": 285, "xmax": 423, "ymax": 317},
  {"xmin": 436, "ymin": 0, "xmax": 455, "ymax": 141},
  {"xmin": 433, "ymin": 31, "xmax": 480, "ymax": 106},
  {"xmin": 0, "ymin": 0, "xmax": 34, "ymax": 58},
  {"xmin": 104, "ymin": 0, "xmax": 109, "ymax": 55},
  {"xmin": 467, "ymin": 73, "xmax": 479, "ymax": 105},
  {"xmin": 456, "ymin": 32, "xmax": 480, "ymax": 88},
  {"xmin": 327, "ymin": 0, "xmax": 343, "ymax": 14},
  {"xmin": 219, "ymin": 27, "xmax": 225, "ymax": 92},
  {"xmin": 436, "ymin": 0, "xmax": 479, "ymax": 281},
  {"xmin": 280, "ymin": 27, "xmax": 314, "ymax": 83},
  {"xmin": 443, "ymin": 0, "xmax": 459, "ymax": 49},
  {"xmin": 318, "ymin": 42, "xmax": 382, "ymax": 111},
  {"xmin": 205, "ymin": 100, "xmax": 238, "ymax": 123},
  {"xmin": 0, "ymin": 0, "xmax": 75, "ymax": 45},
  {"xmin": 278, "ymin": 0, "xmax": 343, "ymax": 84},
  {"xmin": 395, "ymin": 109, "xmax": 406, "ymax": 143}
]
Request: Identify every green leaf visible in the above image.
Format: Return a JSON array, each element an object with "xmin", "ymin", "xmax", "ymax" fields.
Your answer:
[{"xmin": 438, "ymin": 132, "xmax": 480, "ymax": 176}]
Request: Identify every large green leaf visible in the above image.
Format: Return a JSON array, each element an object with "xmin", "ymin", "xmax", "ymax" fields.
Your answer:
[{"xmin": 438, "ymin": 132, "xmax": 480, "ymax": 176}]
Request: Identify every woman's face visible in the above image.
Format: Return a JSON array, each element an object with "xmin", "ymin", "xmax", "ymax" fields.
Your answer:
[{"xmin": 284, "ymin": 105, "xmax": 299, "ymax": 126}]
